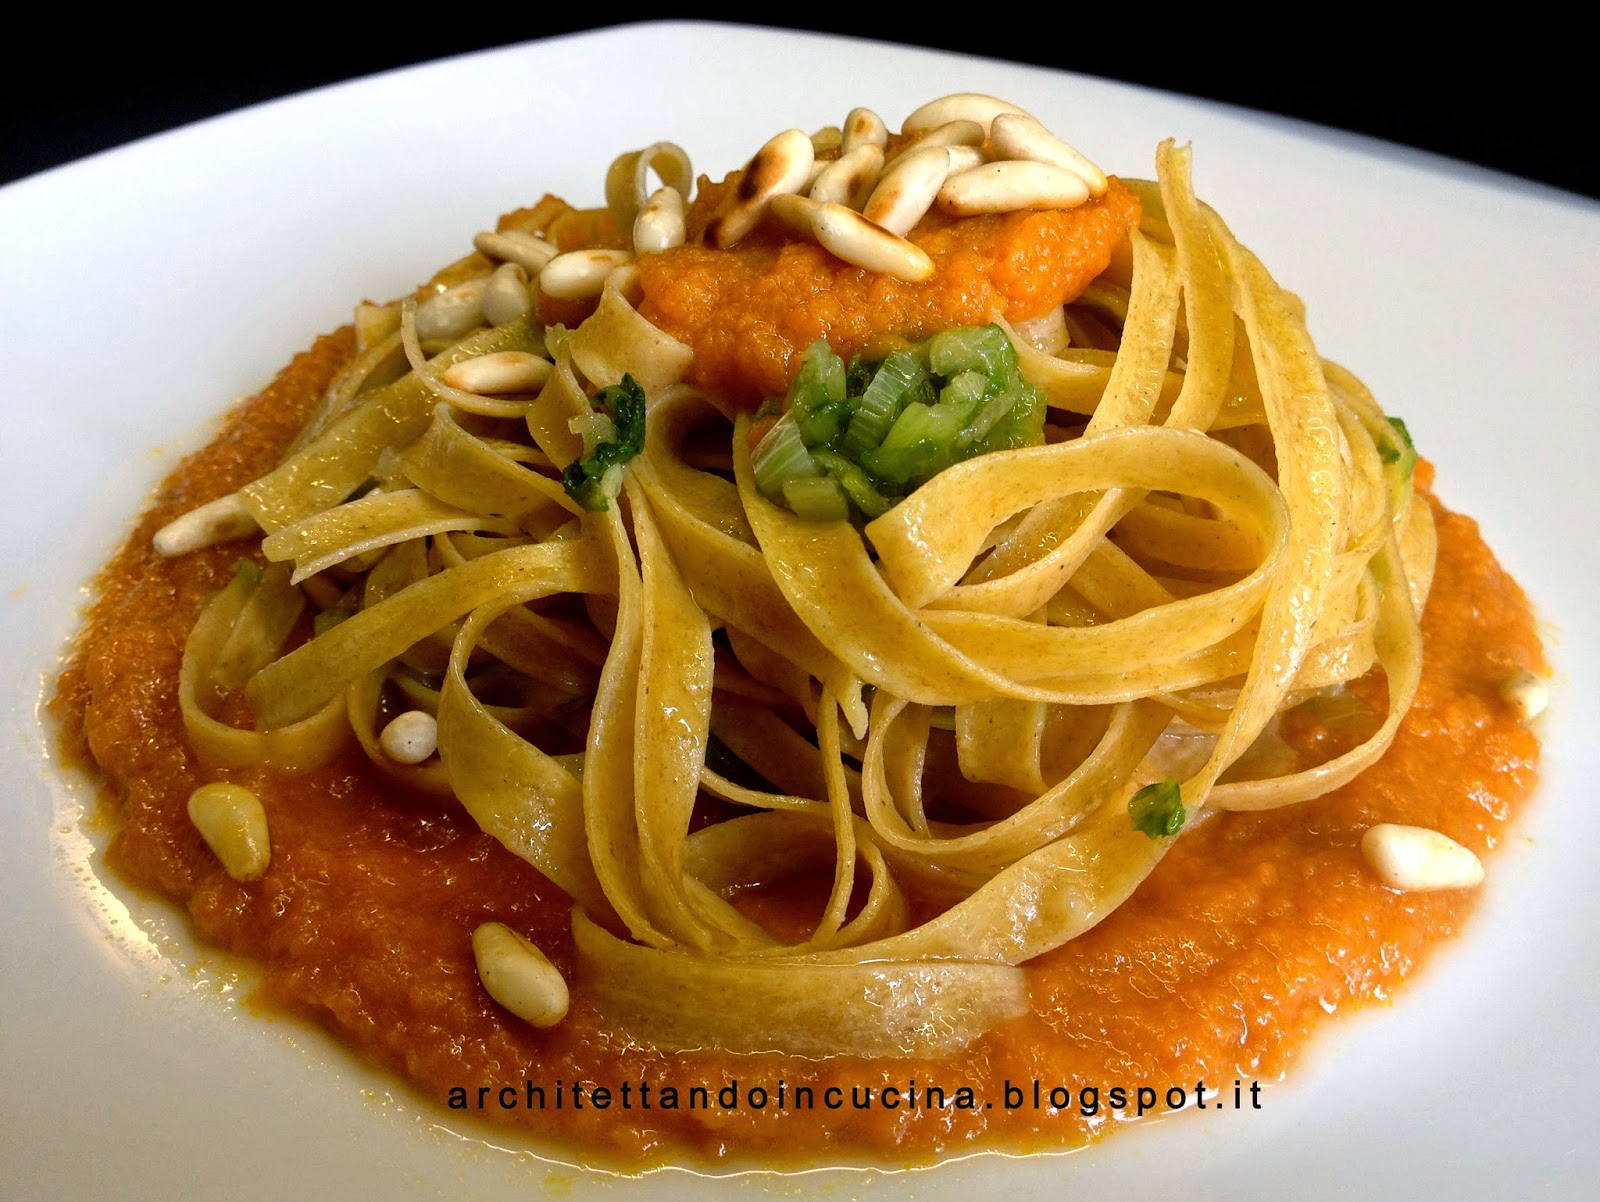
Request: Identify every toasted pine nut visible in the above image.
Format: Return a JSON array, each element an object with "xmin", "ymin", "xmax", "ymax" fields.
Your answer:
[
  {"xmin": 187, "ymin": 783, "xmax": 270, "ymax": 883},
  {"xmin": 482, "ymin": 262, "xmax": 533, "ymax": 327},
  {"xmin": 939, "ymin": 160, "xmax": 1090, "ymax": 216},
  {"xmin": 473, "ymin": 229, "xmax": 559, "ymax": 274},
  {"xmin": 903, "ymin": 93, "xmax": 1032, "ymax": 135},
  {"xmin": 706, "ymin": 129, "xmax": 815, "ymax": 249},
  {"xmin": 810, "ymin": 125, "xmax": 843, "ymax": 155},
  {"xmin": 768, "ymin": 192, "xmax": 826, "ymax": 234},
  {"xmin": 473, "ymin": 922, "xmax": 569, "ymax": 1028},
  {"xmin": 441, "ymin": 351, "xmax": 553, "ymax": 395},
  {"xmin": 883, "ymin": 120, "xmax": 987, "ymax": 173},
  {"xmin": 990, "ymin": 113, "xmax": 1108, "ymax": 198},
  {"xmin": 633, "ymin": 185, "xmax": 686, "ymax": 254},
  {"xmin": 1499, "ymin": 669, "xmax": 1549, "ymax": 720},
  {"xmin": 1360, "ymin": 824, "xmax": 1484, "ymax": 892},
  {"xmin": 153, "ymin": 492, "xmax": 258, "ymax": 556},
  {"xmin": 863, "ymin": 145, "xmax": 952, "ymax": 237},
  {"xmin": 380, "ymin": 710, "xmax": 438, "ymax": 764},
  {"xmin": 841, "ymin": 107, "xmax": 888, "ymax": 152},
  {"xmin": 808, "ymin": 144, "xmax": 884, "ymax": 209},
  {"xmin": 539, "ymin": 249, "xmax": 634, "ymax": 301},
  {"xmin": 811, "ymin": 202, "xmax": 935, "ymax": 282},
  {"xmin": 415, "ymin": 278, "xmax": 489, "ymax": 342}
]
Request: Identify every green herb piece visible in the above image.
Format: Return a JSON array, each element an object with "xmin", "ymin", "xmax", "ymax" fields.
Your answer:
[
  {"xmin": 1378, "ymin": 415, "xmax": 1416, "ymax": 476},
  {"xmin": 927, "ymin": 323, "xmax": 1013, "ymax": 380},
  {"xmin": 787, "ymin": 340, "xmax": 851, "ymax": 446},
  {"xmin": 1129, "ymin": 778, "xmax": 1186, "ymax": 839},
  {"xmin": 810, "ymin": 449, "xmax": 898, "ymax": 518},
  {"xmin": 752, "ymin": 415, "xmax": 821, "ymax": 495},
  {"xmin": 843, "ymin": 349, "xmax": 928, "ymax": 458},
  {"xmin": 232, "ymin": 559, "xmax": 263, "ymax": 587},
  {"xmin": 782, "ymin": 475, "xmax": 851, "ymax": 521},
  {"xmin": 561, "ymin": 374, "xmax": 647, "ymax": 511}
]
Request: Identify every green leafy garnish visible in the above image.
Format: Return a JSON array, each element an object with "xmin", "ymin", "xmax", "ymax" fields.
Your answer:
[
  {"xmin": 752, "ymin": 324, "xmax": 1045, "ymax": 521},
  {"xmin": 1129, "ymin": 778, "xmax": 1186, "ymax": 839},
  {"xmin": 561, "ymin": 374, "xmax": 647, "ymax": 511}
]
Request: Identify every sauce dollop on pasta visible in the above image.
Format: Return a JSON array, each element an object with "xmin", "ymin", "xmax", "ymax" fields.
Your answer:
[{"xmin": 637, "ymin": 179, "xmax": 1141, "ymax": 404}]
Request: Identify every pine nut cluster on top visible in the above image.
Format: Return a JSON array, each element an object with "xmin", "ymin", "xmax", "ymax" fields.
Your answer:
[
  {"xmin": 696, "ymin": 93, "xmax": 1110, "ymax": 283},
  {"xmin": 469, "ymin": 92, "xmax": 1112, "ymax": 307}
]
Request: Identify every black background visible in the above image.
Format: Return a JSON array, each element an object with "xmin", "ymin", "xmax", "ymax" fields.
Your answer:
[{"xmin": 3, "ymin": 19, "xmax": 1592, "ymax": 201}]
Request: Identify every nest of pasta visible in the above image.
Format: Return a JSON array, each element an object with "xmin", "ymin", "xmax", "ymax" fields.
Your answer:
[{"xmin": 172, "ymin": 125, "xmax": 1433, "ymax": 1061}]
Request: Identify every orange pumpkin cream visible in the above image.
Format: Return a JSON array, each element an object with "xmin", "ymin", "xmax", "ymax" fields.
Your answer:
[
  {"xmin": 638, "ymin": 176, "xmax": 1141, "ymax": 405},
  {"xmin": 52, "ymin": 176, "xmax": 1543, "ymax": 1172}
]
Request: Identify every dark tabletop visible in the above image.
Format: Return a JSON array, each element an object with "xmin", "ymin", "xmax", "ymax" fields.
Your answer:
[{"xmin": 4, "ymin": 21, "xmax": 1590, "ymax": 202}]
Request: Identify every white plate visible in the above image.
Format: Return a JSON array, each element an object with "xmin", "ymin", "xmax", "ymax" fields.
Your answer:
[{"xmin": 3, "ymin": 22, "xmax": 1596, "ymax": 1202}]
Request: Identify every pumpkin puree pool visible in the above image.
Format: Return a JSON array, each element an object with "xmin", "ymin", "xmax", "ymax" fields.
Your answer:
[{"xmin": 51, "ymin": 196, "xmax": 1543, "ymax": 1169}]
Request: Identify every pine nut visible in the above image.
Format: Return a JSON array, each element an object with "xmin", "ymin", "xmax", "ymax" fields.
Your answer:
[
  {"xmin": 808, "ymin": 144, "xmax": 884, "ymax": 209},
  {"xmin": 153, "ymin": 492, "xmax": 258, "ymax": 556},
  {"xmin": 882, "ymin": 120, "xmax": 986, "ymax": 173},
  {"xmin": 380, "ymin": 709, "xmax": 438, "ymax": 764},
  {"xmin": 939, "ymin": 160, "xmax": 1090, "ymax": 216},
  {"xmin": 810, "ymin": 125, "xmax": 843, "ymax": 155},
  {"xmin": 539, "ymin": 249, "xmax": 634, "ymax": 301},
  {"xmin": 1360, "ymin": 824, "xmax": 1485, "ymax": 892},
  {"xmin": 944, "ymin": 145, "xmax": 987, "ymax": 175},
  {"xmin": 633, "ymin": 185, "xmax": 686, "ymax": 254},
  {"xmin": 863, "ymin": 145, "xmax": 952, "ymax": 237},
  {"xmin": 441, "ymin": 351, "xmax": 552, "ymax": 395},
  {"xmin": 841, "ymin": 107, "xmax": 888, "ymax": 152},
  {"xmin": 706, "ymin": 129, "xmax": 815, "ymax": 249},
  {"xmin": 414, "ymin": 278, "xmax": 488, "ymax": 342},
  {"xmin": 1499, "ymin": 669, "xmax": 1549, "ymax": 720},
  {"xmin": 902, "ymin": 93, "xmax": 1032, "ymax": 135},
  {"xmin": 768, "ymin": 192, "xmax": 826, "ymax": 234},
  {"xmin": 811, "ymin": 202, "xmax": 935, "ymax": 282},
  {"xmin": 472, "ymin": 922, "xmax": 569, "ymax": 1028},
  {"xmin": 990, "ymin": 113, "xmax": 1108, "ymax": 198},
  {"xmin": 187, "ymin": 782, "xmax": 271, "ymax": 883},
  {"xmin": 482, "ymin": 262, "xmax": 533, "ymax": 327},
  {"xmin": 473, "ymin": 229, "xmax": 559, "ymax": 274}
]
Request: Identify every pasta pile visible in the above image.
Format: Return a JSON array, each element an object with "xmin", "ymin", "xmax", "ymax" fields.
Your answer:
[{"xmin": 174, "ymin": 117, "xmax": 1433, "ymax": 1059}]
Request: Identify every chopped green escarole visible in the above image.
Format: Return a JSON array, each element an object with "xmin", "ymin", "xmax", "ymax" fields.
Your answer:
[
  {"xmin": 751, "ymin": 324, "xmax": 1045, "ymax": 522},
  {"xmin": 1129, "ymin": 778, "xmax": 1186, "ymax": 839},
  {"xmin": 562, "ymin": 374, "xmax": 647, "ymax": 511}
]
